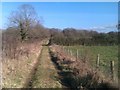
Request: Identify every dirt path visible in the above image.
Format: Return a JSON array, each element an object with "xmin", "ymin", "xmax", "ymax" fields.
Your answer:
[{"xmin": 31, "ymin": 46, "xmax": 62, "ymax": 88}]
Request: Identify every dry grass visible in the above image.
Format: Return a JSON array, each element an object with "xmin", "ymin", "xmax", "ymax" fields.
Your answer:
[{"xmin": 2, "ymin": 42, "xmax": 43, "ymax": 88}]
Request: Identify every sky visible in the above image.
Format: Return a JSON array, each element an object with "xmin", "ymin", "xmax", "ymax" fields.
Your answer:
[{"xmin": 0, "ymin": 2, "xmax": 118, "ymax": 32}]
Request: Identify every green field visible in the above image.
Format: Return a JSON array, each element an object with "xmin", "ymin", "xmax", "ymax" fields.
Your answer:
[{"xmin": 63, "ymin": 45, "xmax": 118, "ymax": 80}]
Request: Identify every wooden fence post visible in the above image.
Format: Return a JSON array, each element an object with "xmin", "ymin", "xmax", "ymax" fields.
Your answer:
[
  {"xmin": 67, "ymin": 49, "xmax": 69, "ymax": 54},
  {"xmin": 96, "ymin": 54, "xmax": 100, "ymax": 68},
  {"xmin": 64, "ymin": 47, "xmax": 66, "ymax": 52},
  {"xmin": 76, "ymin": 49, "xmax": 78, "ymax": 61},
  {"xmin": 110, "ymin": 60, "xmax": 115, "ymax": 81},
  {"xmin": 70, "ymin": 50, "xmax": 72, "ymax": 56},
  {"xmin": 63, "ymin": 46, "xmax": 64, "ymax": 51}
]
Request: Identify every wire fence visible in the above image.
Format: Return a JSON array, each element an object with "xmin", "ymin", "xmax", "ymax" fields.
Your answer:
[{"xmin": 61, "ymin": 45, "xmax": 118, "ymax": 83}]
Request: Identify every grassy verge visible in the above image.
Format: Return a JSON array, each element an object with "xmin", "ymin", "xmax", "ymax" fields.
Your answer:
[{"xmin": 63, "ymin": 45, "xmax": 118, "ymax": 82}]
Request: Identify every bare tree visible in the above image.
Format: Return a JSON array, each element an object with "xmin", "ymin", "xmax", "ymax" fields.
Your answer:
[{"xmin": 9, "ymin": 4, "xmax": 39, "ymax": 42}]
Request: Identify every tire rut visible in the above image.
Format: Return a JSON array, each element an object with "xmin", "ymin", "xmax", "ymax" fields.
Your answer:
[
  {"xmin": 24, "ymin": 47, "xmax": 44, "ymax": 88},
  {"xmin": 24, "ymin": 46, "xmax": 63, "ymax": 88}
]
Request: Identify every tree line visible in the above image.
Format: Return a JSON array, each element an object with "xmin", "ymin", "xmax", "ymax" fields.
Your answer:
[{"xmin": 49, "ymin": 28, "xmax": 118, "ymax": 46}]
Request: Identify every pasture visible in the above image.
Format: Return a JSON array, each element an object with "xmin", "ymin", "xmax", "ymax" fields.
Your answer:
[{"xmin": 63, "ymin": 45, "xmax": 118, "ymax": 81}]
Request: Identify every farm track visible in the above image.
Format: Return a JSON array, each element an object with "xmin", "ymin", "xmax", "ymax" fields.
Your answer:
[
  {"xmin": 23, "ymin": 45, "xmax": 118, "ymax": 89},
  {"xmin": 25, "ymin": 46, "xmax": 62, "ymax": 88},
  {"xmin": 24, "ymin": 46, "xmax": 44, "ymax": 88}
]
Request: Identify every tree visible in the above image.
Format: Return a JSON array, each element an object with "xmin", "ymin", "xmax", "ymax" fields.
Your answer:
[{"xmin": 8, "ymin": 4, "xmax": 39, "ymax": 42}]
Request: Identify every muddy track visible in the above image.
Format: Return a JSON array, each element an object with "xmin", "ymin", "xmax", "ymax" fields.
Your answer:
[
  {"xmin": 24, "ymin": 46, "xmax": 63, "ymax": 88},
  {"xmin": 24, "ymin": 47, "xmax": 44, "ymax": 88},
  {"xmin": 23, "ymin": 45, "xmax": 75, "ymax": 89}
]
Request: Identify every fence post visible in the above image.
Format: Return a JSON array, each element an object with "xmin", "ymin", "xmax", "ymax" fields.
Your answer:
[
  {"xmin": 63, "ymin": 46, "xmax": 64, "ymax": 51},
  {"xmin": 96, "ymin": 54, "xmax": 100, "ymax": 68},
  {"xmin": 110, "ymin": 60, "xmax": 115, "ymax": 81},
  {"xmin": 76, "ymin": 49, "xmax": 78, "ymax": 61},
  {"xmin": 67, "ymin": 49, "xmax": 69, "ymax": 54},
  {"xmin": 64, "ymin": 47, "xmax": 66, "ymax": 52},
  {"xmin": 70, "ymin": 50, "xmax": 72, "ymax": 56}
]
